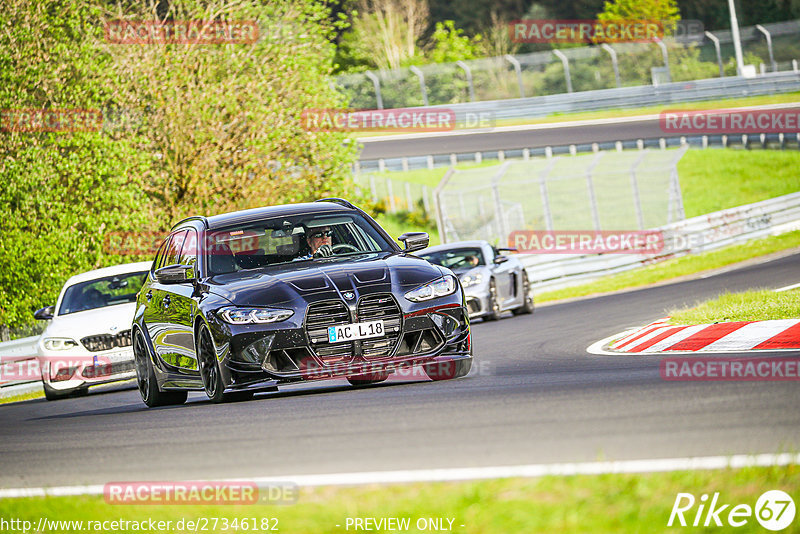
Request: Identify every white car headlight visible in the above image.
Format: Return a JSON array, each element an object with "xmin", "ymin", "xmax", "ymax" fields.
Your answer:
[
  {"xmin": 43, "ymin": 338, "xmax": 79, "ymax": 351},
  {"xmin": 460, "ymin": 272, "xmax": 484, "ymax": 287},
  {"xmin": 218, "ymin": 307, "xmax": 294, "ymax": 325},
  {"xmin": 404, "ymin": 275, "xmax": 458, "ymax": 302}
]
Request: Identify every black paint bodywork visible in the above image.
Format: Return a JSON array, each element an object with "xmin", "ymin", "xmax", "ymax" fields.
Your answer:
[{"xmin": 132, "ymin": 200, "xmax": 472, "ymax": 396}]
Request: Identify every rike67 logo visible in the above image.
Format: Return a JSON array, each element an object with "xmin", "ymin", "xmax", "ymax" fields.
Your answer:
[{"xmin": 669, "ymin": 490, "xmax": 796, "ymax": 530}]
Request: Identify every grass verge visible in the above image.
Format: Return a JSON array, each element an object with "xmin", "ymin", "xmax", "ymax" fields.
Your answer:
[
  {"xmin": 362, "ymin": 149, "xmax": 800, "ymax": 222},
  {"xmin": 668, "ymin": 289, "xmax": 800, "ymax": 324},
  {"xmin": 0, "ymin": 465, "xmax": 796, "ymax": 533},
  {"xmin": 536, "ymin": 230, "xmax": 800, "ymax": 304}
]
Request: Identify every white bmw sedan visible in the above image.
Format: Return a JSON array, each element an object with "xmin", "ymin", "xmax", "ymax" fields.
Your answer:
[{"xmin": 33, "ymin": 262, "xmax": 152, "ymax": 400}]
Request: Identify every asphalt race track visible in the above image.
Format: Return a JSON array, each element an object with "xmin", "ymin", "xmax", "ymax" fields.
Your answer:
[
  {"xmin": 1, "ymin": 252, "xmax": 799, "ymax": 489},
  {"xmin": 357, "ymin": 105, "xmax": 800, "ymax": 160}
]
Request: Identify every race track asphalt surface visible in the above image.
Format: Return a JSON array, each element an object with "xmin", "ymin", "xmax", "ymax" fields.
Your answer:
[
  {"xmin": 1, "ymin": 252, "xmax": 798, "ymax": 488},
  {"xmin": 357, "ymin": 105, "xmax": 800, "ymax": 159}
]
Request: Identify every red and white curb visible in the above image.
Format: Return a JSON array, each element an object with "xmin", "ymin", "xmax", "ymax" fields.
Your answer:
[{"xmin": 591, "ymin": 318, "xmax": 800, "ymax": 355}]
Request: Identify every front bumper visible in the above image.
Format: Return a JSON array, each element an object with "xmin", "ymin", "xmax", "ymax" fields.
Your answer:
[
  {"xmin": 208, "ymin": 297, "xmax": 471, "ymax": 388},
  {"xmin": 39, "ymin": 349, "xmax": 136, "ymax": 391}
]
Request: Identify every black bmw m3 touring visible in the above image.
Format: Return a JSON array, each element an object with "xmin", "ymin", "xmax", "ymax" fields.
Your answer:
[{"xmin": 132, "ymin": 198, "xmax": 472, "ymax": 406}]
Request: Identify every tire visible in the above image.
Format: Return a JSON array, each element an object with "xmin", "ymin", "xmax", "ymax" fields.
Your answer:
[
  {"xmin": 483, "ymin": 278, "xmax": 503, "ymax": 322},
  {"xmin": 511, "ymin": 271, "xmax": 535, "ymax": 316},
  {"xmin": 423, "ymin": 358, "xmax": 472, "ymax": 381},
  {"xmin": 347, "ymin": 372, "xmax": 390, "ymax": 386},
  {"xmin": 42, "ymin": 382, "xmax": 87, "ymax": 401},
  {"xmin": 197, "ymin": 325, "xmax": 251, "ymax": 403},
  {"xmin": 133, "ymin": 329, "xmax": 187, "ymax": 408}
]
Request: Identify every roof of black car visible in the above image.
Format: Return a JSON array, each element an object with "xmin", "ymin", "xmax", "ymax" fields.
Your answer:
[{"xmin": 202, "ymin": 202, "xmax": 352, "ymax": 230}]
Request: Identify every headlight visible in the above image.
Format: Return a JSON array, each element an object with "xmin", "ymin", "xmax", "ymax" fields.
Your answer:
[
  {"xmin": 43, "ymin": 338, "xmax": 79, "ymax": 351},
  {"xmin": 404, "ymin": 275, "xmax": 458, "ymax": 302},
  {"xmin": 217, "ymin": 307, "xmax": 294, "ymax": 325},
  {"xmin": 460, "ymin": 272, "xmax": 483, "ymax": 287}
]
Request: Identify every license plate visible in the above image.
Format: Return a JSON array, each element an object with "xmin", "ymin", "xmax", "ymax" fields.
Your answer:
[
  {"xmin": 328, "ymin": 320, "xmax": 385, "ymax": 343},
  {"xmin": 95, "ymin": 350, "xmax": 132, "ymax": 366}
]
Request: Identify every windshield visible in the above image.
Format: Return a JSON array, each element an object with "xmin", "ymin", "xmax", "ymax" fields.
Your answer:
[
  {"xmin": 420, "ymin": 248, "xmax": 485, "ymax": 270},
  {"xmin": 205, "ymin": 212, "xmax": 394, "ymax": 275},
  {"xmin": 58, "ymin": 271, "xmax": 148, "ymax": 315}
]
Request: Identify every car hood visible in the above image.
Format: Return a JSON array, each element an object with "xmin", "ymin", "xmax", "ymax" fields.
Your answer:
[
  {"xmin": 204, "ymin": 252, "xmax": 444, "ymax": 307},
  {"xmin": 44, "ymin": 303, "xmax": 137, "ymax": 340}
]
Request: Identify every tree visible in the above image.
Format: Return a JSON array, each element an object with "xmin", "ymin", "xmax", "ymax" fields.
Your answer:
[{"xmin": 0, "ymin": 0, "xmax": 357, "ymax": 331}]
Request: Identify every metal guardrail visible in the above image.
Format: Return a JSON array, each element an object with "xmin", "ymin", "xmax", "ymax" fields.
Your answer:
[
  {"xmin": 414, "ymin": 70, "xmax": 800, "ymax": 122},
  {"xmin": 521, "ymin": 191, "xmax": 800, "ymax": 292},
  {"xmin": 0, "ymin": 336, "xmax": 41, "ymax": 387}
]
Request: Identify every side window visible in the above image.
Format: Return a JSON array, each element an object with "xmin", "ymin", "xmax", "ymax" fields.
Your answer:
[
  {"xmin": 164, "ymin": 230, "xmax": 188, "ymax": 267},
  {"xmin": 178, "ymin": 228, "xmax": 198, "ymax": 268},
  {"xmin": 152, "ymin": 238, "xmax": 170, "ymax": 273}
]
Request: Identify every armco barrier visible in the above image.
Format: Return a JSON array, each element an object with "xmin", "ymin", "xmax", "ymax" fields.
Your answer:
[
  {"xmin": 522, "ymin": 191, "xmax": 800, "ymax": 292},
  {"xmin": 0, "ymin": 336, "xmax": 41, "ymax": 387}
]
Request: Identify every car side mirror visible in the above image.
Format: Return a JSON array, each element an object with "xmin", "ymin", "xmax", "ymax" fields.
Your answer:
[
  {"xmin": 155, "ymin": 264, "xmax": 196, "ymax": 284},
  {"xmin": 34, "ymin": 305, "xmax": 55, "ymax": 321},
  {"xmin": 398, "ymin": 232, "xmax": 429, "ymax": 253},
  {"xmin": 493, "ymin": 255, "xmax": 509, "ymax": 265}
]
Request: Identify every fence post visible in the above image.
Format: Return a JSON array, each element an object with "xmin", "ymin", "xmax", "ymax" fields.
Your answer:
[
  {"xmin": 654, "ymin": 39, "xmax": 671, "ymax": 81},
  {"xmin": 539, "ymin": 158, "xmax": 557, "ymax": 231},
  {"xmin": 629, "ymin": 151, "xmax": 647, "ymax": 230},
  {"xmin": 422, "ymin": 185, "xmax": 431, "ymax": 214},
  {"xmin": 668, "ymin": 145, "xmax": 688, "ymax": 222},
  {"xmin": 409, "ymin": 66, "xmax": 429, "ymax": 106},
  {"xmin": 433, "ymin": 168, "xmax": 455, "ymax": 244},
  {"xmin": 491, "ymin": 162, "xmax": 512, "ymax": 243},
  {"xmin": 704, "ymin": 31, "xmax": 724, "ymax": 77},
  {"xmin": 585, "ymin": 152, "xmax": 604, "ymax": 231},
  {"xmin": 364, "ymin": 71, "xmax": 383, "ymax": 110},
  {"xmin": 504, "ymin": 55, "xmax": 525, "ymax": 98},
  {"xmin": 405, "ymin": 182, "xmax": 413, "ymax": 211},
  {"xmin": 552, "ymin": 49, "xmax": 573, "ymax": 93},
  {"xmin": 601, "ymin": 44, "xmax": 621, "ymax": 88},
  {"xmin": 369, "ymin": 174, "xmax": 377, "ymax": 202},
  {"xmin": 386, "ymin": 178, "xmax": 396, "ymax": 213},
  {"xmin": 456, "ymin": 60, "xmax": 476, "ymax": 102},
  {"xmin": 755, "ymin": 25, "xmax": 777, "ymax": 72}
]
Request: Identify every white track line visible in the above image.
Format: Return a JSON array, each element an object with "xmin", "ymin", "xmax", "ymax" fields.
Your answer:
[
  {"xmin": 775, "ymin": 282, "xmax": 800, "ymax": 292},
  {"xmin": 1, "ymin": 453, "xmax": 799, "ymax": 498}
]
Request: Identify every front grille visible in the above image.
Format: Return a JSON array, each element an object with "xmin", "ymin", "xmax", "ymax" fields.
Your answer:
[
  {"xmin": 306, "ymin": 301, "xmax": 353, "ymax": 363},
  {"xmin": 357, "ymin": 294, "xmax": 402, "ymax": 359},
  {"xmin": 81, "ymin": 330, "xmax": 131, "ymax": 352}
]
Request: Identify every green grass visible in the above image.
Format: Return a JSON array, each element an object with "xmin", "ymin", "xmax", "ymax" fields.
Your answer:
[
  {"xmin": 678, "ymin": 149, "xmax": 800, "ymax": 217},
  {"xmin": 536, "ymin": 230, "xmax": 800, "ymax": 303},
  {"xmin": 1, "ymin": 464, "xmax": 796, "ymax": 533},
  {"xmin": 373, "ymin": 213, "xmax": 440, "ymax": 245},
  {"xmin": 668, "ymin": 289, "xmax": 800, "ymax": 324},
  {"xmin": 355, "ymin": 92, "xmax": 800, "ymax": 137},
  {"xmin": 365, "ymin": 148, "xmax": 800, "ymax": 221}
]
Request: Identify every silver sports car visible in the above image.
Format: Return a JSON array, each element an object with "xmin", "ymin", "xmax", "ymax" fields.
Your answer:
[{"xmin": 419, "ymin": 241, "xmax": 534, "ymax": 321}]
